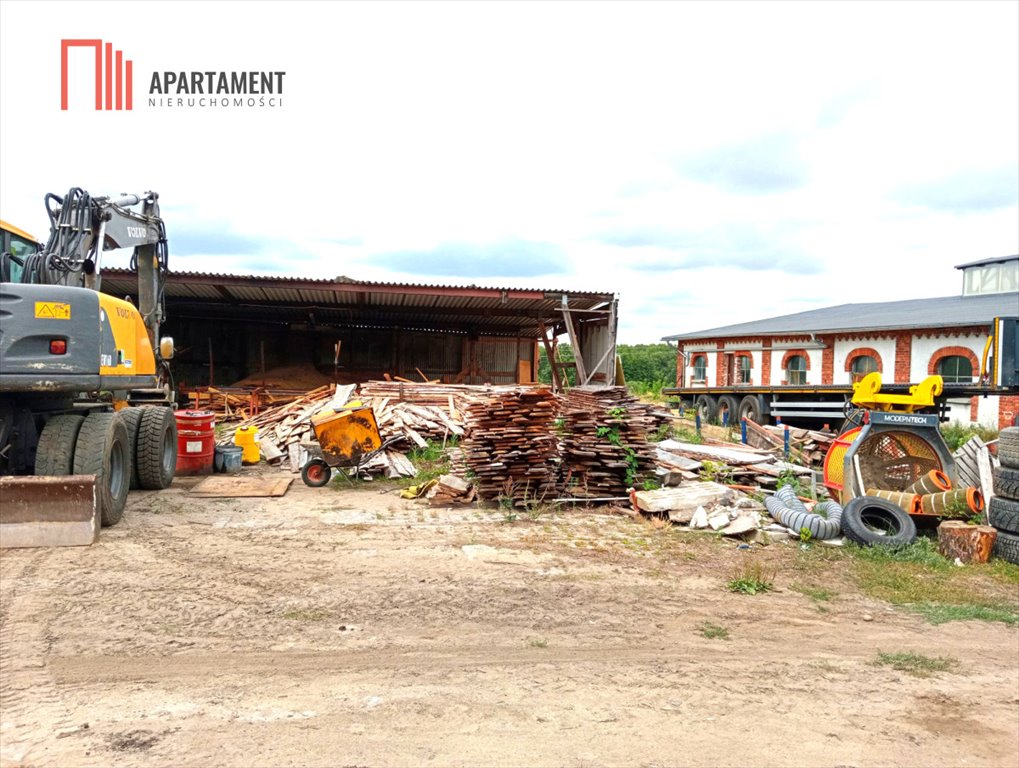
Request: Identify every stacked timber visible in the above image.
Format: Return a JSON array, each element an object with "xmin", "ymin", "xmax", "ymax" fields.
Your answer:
[
  {"xmin": 560, "ymin": 387, "xmax": 671, "ymax": 497},
  {"xmin": 359, "ymin": 381, "xmax": 478, "ymax": 420},
  {"xmin": 462, "ymin": 386, "xmax": 560, "ymax": 502}
]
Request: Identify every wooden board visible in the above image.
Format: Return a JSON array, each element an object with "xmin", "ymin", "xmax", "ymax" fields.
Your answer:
[{"xmin": 189, "ymin": 476, "xmax": 294, "ymax": 498}]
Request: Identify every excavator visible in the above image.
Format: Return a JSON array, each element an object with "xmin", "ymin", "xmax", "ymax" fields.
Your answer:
[{"xmin": 0, "ymin": 188, "xmax": 178, "ymax": 547}]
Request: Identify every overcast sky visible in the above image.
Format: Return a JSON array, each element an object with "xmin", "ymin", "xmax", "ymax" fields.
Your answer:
[{"xmin": 1, "ymin": 0, "xmax": 1017, "ymax": 343}]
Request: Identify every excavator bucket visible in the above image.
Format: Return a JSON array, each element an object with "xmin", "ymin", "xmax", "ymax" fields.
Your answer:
[{"xmin": 0, "ymin": 475, "xmax": 99, "ymax": 548}]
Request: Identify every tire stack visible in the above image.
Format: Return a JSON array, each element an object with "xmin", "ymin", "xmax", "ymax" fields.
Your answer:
[{"xmin": 990, "ymin": 427, "xmax": 1019, "ymax": 565}]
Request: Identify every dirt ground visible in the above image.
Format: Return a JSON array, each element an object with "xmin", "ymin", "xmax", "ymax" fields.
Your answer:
[{"xmin": 2, "ymin": 468, "xmax": 1018, "ymax": 768}]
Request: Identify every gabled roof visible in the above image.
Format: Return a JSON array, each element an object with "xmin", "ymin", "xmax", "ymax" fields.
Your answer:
[{"xmin": 662, "ymin": 293, "xmax": 1015, "ymax": 342}]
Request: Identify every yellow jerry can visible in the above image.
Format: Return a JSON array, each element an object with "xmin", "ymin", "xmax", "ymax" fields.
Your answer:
[{"xmin": 233, "ymin": 425, "xmax": 260, "ymax": 464}]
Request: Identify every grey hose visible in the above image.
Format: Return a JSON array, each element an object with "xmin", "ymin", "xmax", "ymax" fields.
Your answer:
[{"xmin": 766, "ymin": 485, "xmax": 843, "ymax": 540}]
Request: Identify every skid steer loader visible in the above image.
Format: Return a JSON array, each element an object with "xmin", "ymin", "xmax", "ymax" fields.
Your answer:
[{"xmin": 0, "ymin": 189, "xmax": 178, "ymax": 548}]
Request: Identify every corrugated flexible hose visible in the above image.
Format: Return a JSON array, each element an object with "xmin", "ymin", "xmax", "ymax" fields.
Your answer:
[{"xmin": 765, "ymin": 485, "xmax": 843, "ymax": 540}]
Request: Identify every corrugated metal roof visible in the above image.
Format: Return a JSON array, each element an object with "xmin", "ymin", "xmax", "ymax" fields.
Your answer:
[
  {"xmin": 662, "ymin": 293, "xmax": 1015, "ymax": 341},
  {"xmin": 100, "ymin": 268, "xmax": 614, "ymax": 337},
  {"xmin": 955, "ymin": 254, "xmax": 1019, "ymax": 270}
]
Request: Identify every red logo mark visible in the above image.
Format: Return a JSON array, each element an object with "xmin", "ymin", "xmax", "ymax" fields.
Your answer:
[{"xmin": 61, "ymin": 39, "xmax": 133, "ymax": 110}]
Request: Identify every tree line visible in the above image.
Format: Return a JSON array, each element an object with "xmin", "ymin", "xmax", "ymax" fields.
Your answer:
[{"xmin": 537, "ymin": 343, "xmax": 677, "ymax": 394}]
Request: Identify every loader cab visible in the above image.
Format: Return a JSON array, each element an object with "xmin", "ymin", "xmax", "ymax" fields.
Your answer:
[{"xmin": 0, "ymin": 219, "xmax": 42, "ymax": 283}]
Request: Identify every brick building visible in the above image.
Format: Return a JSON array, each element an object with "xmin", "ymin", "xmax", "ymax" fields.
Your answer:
[{"xmin": 663, "ymin": 255, "xmax": 1019, "ymax": 428}]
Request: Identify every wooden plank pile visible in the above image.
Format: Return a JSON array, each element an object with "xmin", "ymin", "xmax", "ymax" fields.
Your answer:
[
  {"xmin": 655, "ymin": 439, "xmax": 813, "ymax": 489},
  {"xmin": 461, "ymin": 386, "xmax": 560, "ymax": 502},
  {"xmin": 742, "ymin": 421, "xmax": 835, "ymax": 467},
  {"xmin": 425, "ymin": 474, "xmax": 477, "ymax": 506},
  {"xmin": 185, "ymin": 385, "xmax": 317, "ymax": 420},
  {"xmin": 226, "ymin": 382, "xmax": 469, "ymax": 476},
  {"xmin": 560, "ymin": 387, "xmax": 672, "ymax": 497}
]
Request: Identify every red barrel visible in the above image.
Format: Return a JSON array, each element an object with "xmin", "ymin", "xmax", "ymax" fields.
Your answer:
[{"xmin": 175, "ymin": 410, "xmax": 216, "ymax": 476}]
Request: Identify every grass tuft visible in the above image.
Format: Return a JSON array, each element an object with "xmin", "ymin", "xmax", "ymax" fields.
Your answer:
[
  {"xmin": 727, "ymin": 560, "xmax": 775, "ymax": 595},
  {"xmin": 874, "ymin": 651, "xmax": 958, "ymax": 678},
  {"xmin": 698, "ymin": 622, "xmax": 730, "ymax": 640}
]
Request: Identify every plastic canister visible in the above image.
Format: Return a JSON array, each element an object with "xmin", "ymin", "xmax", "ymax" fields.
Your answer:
[
  {"xmin": 233, "ymin": 426, "xmax": 261, "ymax": 465},
  {"xmin": 175, "ymin": 410, "xmax": 216, "ymax": 475}
]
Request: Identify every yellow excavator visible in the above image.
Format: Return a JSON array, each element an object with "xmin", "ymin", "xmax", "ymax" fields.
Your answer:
[{"xmin": 0, "ymin": 189, "xmax": 178, "ymax": 548}]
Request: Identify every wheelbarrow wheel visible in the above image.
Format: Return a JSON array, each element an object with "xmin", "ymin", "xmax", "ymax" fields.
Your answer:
[{"xmin": 302, "ymin": 459, "xmax": 331, "ymax": 488}]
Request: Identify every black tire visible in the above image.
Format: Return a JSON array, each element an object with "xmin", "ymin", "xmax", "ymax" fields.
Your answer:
[
  {"xmin": 136, "ymin": 407, "xmax": 177, "ymax": 490},
  {"xmin": 988, "ymin": 496, "xmax": 1019, "ymax": 534},
  {"xmin": 73, "ymin": 412, "xmax": 131, "ymax": 527},
  {"xmin": 302, "ymin": 459, "xmax": 331, "ymax": 488},
  {"xmin": 1000, "ymin": 427, "xmax": 1019, "ymax": 469},
  {"xmin": 34, "ymin": 414, "xmax": 86, "ymax": 476},
  {"xmin": 840, "ymin": 496, "xmax": 917, "ymax": 547},
  {"xmin": 717, "ymin": 395, "xmax": 739, "ymax": 427},
  {"xmin": 693, "ymin": 394, "xmax": 717, "ymax": 423},
  {"xmin": 738, "ymin": 395, "xmax": 762, "ymax": 424},
  {"xmin": 992, "ymin": 529, "xmax": 1019, "ymax": 565},
  {"xmin": 119, "ymin": 407, "xmax": 145, "ymax": 490},
  {"xmin": 993, "ymin": 466, "xmax": 1019, "ymax": 500}
]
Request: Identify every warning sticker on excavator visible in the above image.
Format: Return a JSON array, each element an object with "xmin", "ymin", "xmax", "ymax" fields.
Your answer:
[{"xmin": 34, "ymin": 302, "xmax": 71, "ymax": 320}]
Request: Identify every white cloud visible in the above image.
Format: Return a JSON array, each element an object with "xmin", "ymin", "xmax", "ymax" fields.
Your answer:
[{"xmin": 1, "ymin": 0, "xmax": 1016, "ymax": 344}]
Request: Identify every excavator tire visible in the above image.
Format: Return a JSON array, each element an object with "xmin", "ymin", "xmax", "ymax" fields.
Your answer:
[
  {"xmin": 120, "ymin": 407, "xmax": 145, "ymax": 490},
  {"xmin": 73, "ymin": 412, "xmax": 130, "ymax": 527},
  {"xmin": 34, "ymin": 414, "xmax": 86, "ymax": 476},
  {"xmin": 137, "ymin": 407, "xmax": 177, "ymax": 490}
]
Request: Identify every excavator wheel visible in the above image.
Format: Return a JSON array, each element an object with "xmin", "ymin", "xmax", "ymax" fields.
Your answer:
[
  {"xmin": 34, "ymin": 414, "xmax": 86, "ymax": 476},
  {"xmin": 120, "ymin": 407, "xmax": 145, "ymax": 490},
  {"xmin": 136, "ymin": 407, "xmax": 177, "ymax": 490},
  {"xmin": 73, "ymin": 412, "xmax": 131, "ymax": 527}
]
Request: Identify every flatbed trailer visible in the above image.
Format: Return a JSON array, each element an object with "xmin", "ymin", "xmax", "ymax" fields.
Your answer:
[
  {"xmin": 661, "ymin": 382, "xmax": 1017, "ymax": 428},
  {"xmin": 664, "ymin": 316, "xmax": 1019, "ymax": 428}
]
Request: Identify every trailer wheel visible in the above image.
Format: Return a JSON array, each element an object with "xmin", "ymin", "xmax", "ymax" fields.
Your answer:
[
  {"xmin": 73, "ymin": 412, "xmax": 131, "ymax": 527},
  {"xmin": 717, "ymin": 395, "xmax": 739, "ymax": 427},
  {"xmin": 840, "ymin": 496, "xmax": 917, "ymax": 547},
  {"xmin": 137, "ymin": 407, "xmax": 178, "ymax": 490},
  {"xmin": 34, "ymin": 414, "xmax": 86, "ymax": 476},
  {"xmin": 738, "ymin": 395, "xmax": 762, "ymax": 424},
  {"xmin": 302, "ymin": 459, "xmax": 332, "ymax": 488},
  {"xmin": 119, "ymin": 407, "xmax": 145, "ymax": 490},
  {"xmin": 693, "ymin": 394, "xmax": 717, "ymax": 423}
]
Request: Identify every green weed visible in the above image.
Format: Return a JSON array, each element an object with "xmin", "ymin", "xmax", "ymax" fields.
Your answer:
[{"xmin": 873, "ymin": 651, "xmax": 958, "ymax": 678}]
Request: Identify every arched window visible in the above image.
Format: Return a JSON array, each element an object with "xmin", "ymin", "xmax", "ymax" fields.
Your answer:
[
  {"xmin": 785, "ymin": 355, "xmax": 807, "ymax": 385},
  {"xmin": 937, "ymin": 356, "xmax": 973, "ymax": 384},
  {"xmin": 692, "ymin": 355, "xmax": 707, "ymax": 382},
  {"xmin": 737, "ymin": 355, "xmax": 751, "ymax": 384},
  {"xmin": 850, "ymin": 355, "xmax": 878, "ymax": 382}
]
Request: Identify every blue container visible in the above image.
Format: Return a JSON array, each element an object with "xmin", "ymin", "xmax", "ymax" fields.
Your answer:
[
  {"xmin": 215, "ymin": 444, "xmax": 243, "ymax": 473},
  {"xmin": 220, "ymin": 445, "xmax": 243, "ymax": 473}
]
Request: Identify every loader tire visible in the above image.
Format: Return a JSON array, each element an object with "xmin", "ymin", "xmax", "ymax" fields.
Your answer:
[
  {"xmin": 34, "ymin": 414, "xmax": 86, "ymax": 476},
  {"xmin": 73, "ymin": 412, "xmax": 130, "ymax": 527},
  {"xmin": 999, "ymin": 427, "xmax": 1019, "ymax": 469},
  {"xmin": 992, "ymin": 466, "xmax": 1019, "ymax": 500},
  {"xmin": 120, "ymin": 407, "xmax": 145, "ymax": 490},
  {"xmin": 136, "ymin": 407, "xmax": 177, "ymax": 490}
]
